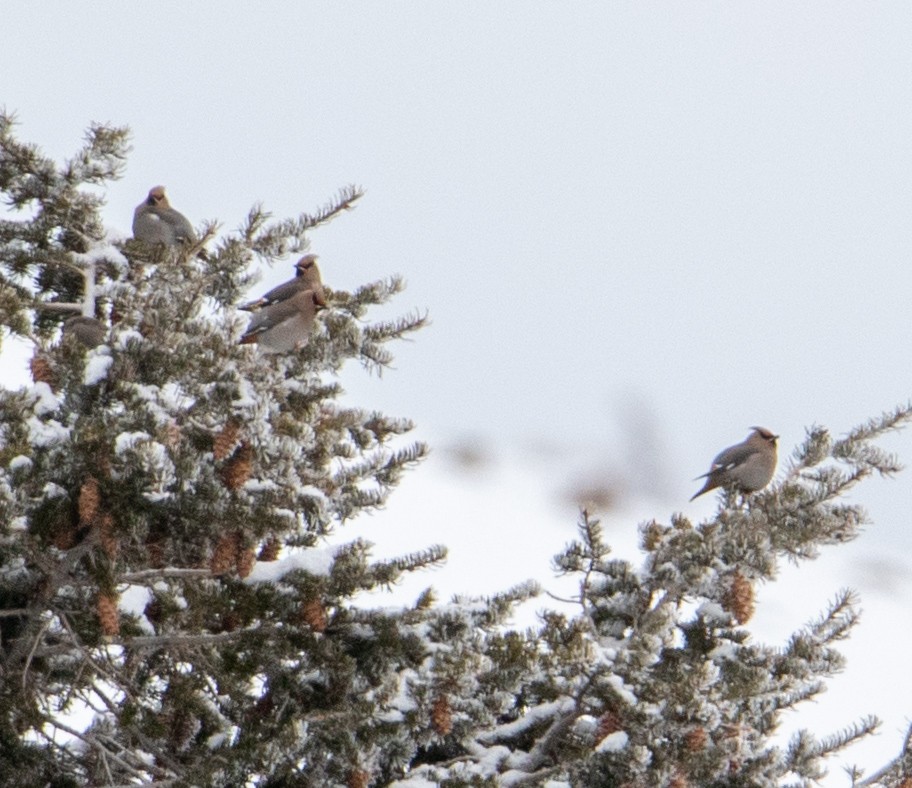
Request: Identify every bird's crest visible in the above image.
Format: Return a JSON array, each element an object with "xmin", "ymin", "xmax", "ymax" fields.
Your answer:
[{"xmin": 750, "ymin": 426, "xmax": 778, "ymax": 443}]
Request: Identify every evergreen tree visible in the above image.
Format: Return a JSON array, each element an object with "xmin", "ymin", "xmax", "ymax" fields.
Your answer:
[
  {"xmin": 387, "ymin": 411, "xmax": 912, "ymax": 787},
  {"xmin": 0, "ymin": 113, "xmax": 447, "ymax": 786},
  {"xmin": 2, "ymin": 115, "xmax": 912, "ymax": 787}
]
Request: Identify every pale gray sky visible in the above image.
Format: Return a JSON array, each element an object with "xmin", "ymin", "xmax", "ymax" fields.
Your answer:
[{"xmin": 4, "ymin": 4, "xmax": 912, "ymax": 780}]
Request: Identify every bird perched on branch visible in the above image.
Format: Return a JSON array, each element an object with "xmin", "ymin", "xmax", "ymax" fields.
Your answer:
[
  {"xmin": 239, "ymin": 289, "xmax": 323, "ymax": 353},
  {"xmin": 132, "ymin": 186, "xmax": 204, "ymax": 254},
  {"xmin": 690, "ymin": 427, "xmax": 778, "ymax": 501},
  {"xmin": 63, "ymin": 316, "xmax": 106, "ymax": 349},
  {"xmin": 239, "ymin": 255, "xmax": 325, "ymax": 311}
]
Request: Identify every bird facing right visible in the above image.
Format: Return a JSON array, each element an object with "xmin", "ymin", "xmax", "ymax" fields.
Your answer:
[
  {"xmin": 690, "ymin": 427, "xmax": 778, "ymax": 501},
  {"xmin": 238, "ymin": 254, "xmax": 325, "ymax": 312},
  {"xmin": 239, "ymin": 289, "xmax": 322, "ymax": 353}
]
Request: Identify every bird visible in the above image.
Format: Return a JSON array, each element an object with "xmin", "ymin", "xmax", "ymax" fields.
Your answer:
[
  {"xmin": 690, "ymin": 427, "xmax": 778, "ymax": 501},
  {"xmin": 132, "ymin": 186, "xmax": 200, "ymax": 250},
  {"xmin": 239, "ymin": 289, "xmax": 322, "ymax": 353},
  {"xmin": 63, "ymin": 316, "xmax": 106, "ymax": 348},
  {"xmin": 239, "ymin": 254, "xmax": 326, "ymax": 312}
]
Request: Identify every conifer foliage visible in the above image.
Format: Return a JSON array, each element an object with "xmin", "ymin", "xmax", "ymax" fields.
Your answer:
[
  {"xmin": 2, "ymin": 115, "xmax": 912, "ymax": 787},
  {"xmin": 0, "ymin": 114, "xmax": 444, "ymax": 786},
  {"xmin": 392, "ymin": 410, "xmax": 912, "ymax": 787}
]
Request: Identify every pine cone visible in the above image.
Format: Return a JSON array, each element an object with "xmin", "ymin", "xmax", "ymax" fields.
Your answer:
[
  {"xmin": 163, "ymin": 420, "xmax": 182, "ymax": 450},
  {"xmin": 723, "ymin": 571, "xmax": 755, "ymax": 625},
  {"xmin": 257, "ymin": 536, "xmax": 281, "ymax": 562},
  {"xmin": 236, "ymin": 547, "xmax": 256, "ymax": 579},
  {"xmin": 97, "ymin": 592, "xmax": 120, "ymax": 636},
  {"xmin": 51, "ymin": 519, "xmax": 79, "ymax": 550},
  {"xmin": 684, "ymin": 726, "xmax": 708, "ymax": 752},
  {"xmin": 169, "ymin": 708, "xmax": 200, "ymax": 752},
  {"xmin": 29, "ymin": 354, "xmax": 55, "ymax": 387},
  {"xmin": 595, "ymin": 710, "xmax": 623, "ymax": 743},
  {"xmin": 78, "ymin": 477, "xmax": 101, "ymax": 525},
  {"xmin": 300, "ymin": 599, "xmax": 328, "ymax": 633},
  {"xmin": 96, "ymin": 512, "xmax": 119, "ymax": 559},
  {"xmin": 210, "ymin": 531, "xmax": 242, "ymax": 576},
  {"xmin": 219, "ymin": 442, "xmax": 252, "ymax": 490},
  {"xmin": 220, "ymin": 611, "xmax": 241, "ymax": 633},
  {"xmin": 145, "ymin": 536, "xmax": 165, "ymax": 569},
  {"xmin": 668, "ymin": 772, "xmax": 689, "ymax": 788},
  {"xmin": 213, "ymin": 419, "xmax": 241, "ymax": 461},
  {"xmin": 347, "ymin": 769, "xmax": 370, "ymax": 788},
  {"xmin": 431, "ymin": 694, "xmax": 453, "ymax": 736}
]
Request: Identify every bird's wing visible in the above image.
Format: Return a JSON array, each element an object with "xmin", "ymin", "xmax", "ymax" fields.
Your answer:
[
  {"xmin": 255, "ymin": 311, "xmax": 314, "ymax": 353},
  {"xmin": 240, "ymin": 278, "xmax": 329, "ymax": 311},
  {"xmin": 243, "ymin": 293, "xmax": 314, "ymax": 336},
  {"xmin": 710, "ymin": 443, "xmax": 759, "ymax": 472},
  {"xmin": 253, "ymin": 277, "xmax": 307, "ymax": 308},
  {"xmin": 133, "ymin": 209, "xmax": 174, "ymax": 244},
  {"xmin": 159, "ymin": 208, "xmax": 197, "ymax": 243},
  {"xmin": 245, "ymin": 302, "xmax": 294, "ymax": 335}
]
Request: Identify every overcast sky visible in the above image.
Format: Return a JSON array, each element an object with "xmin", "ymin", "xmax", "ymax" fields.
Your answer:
[{"xmin": 4, "ymin": 4, "xmax": 912, "ymax": 781}]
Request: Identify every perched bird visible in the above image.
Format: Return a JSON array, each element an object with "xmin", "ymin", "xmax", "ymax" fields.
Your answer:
[
  {"xmin": 132, "ymin": 186, "xmax": 199, "ymax": 249},
  {"xmin": 690, "ymin": 427, "xmax": 778, "ymax": 501},
  {"xmin": 63, "ymin": 316, "xmax": 106, "ymax": 349},
  {"xmin": 239, "ymin": 289, "xmax": 322, "ymax": 353},
  {"xmin": 239, "ymin": 254, "xmax": 325, "ymax": 311}
]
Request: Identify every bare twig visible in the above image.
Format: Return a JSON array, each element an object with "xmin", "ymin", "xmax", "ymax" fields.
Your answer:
[
  {"xmin": 33, "ymin": 301, "xmax": 83, "ymax": 314},
  {"xmin": 22, "ymin": 616, "xmax": 51, "ymax": 690},
  {"xmin": 119, "ymin": 568, "xmax": 212, "ymax": 583},
  {"xmin": 40, "ymin": 714, "xmax": 162, "ymax": 782},
  {"xmin": 120, "ymin": 627, "xmax": 269, "ymax": 649}
]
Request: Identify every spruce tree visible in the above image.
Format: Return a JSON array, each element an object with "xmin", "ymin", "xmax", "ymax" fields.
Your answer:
[
  {"xmin": 386, "ymin": 411, "xmax": 912, "ymax": 787},
  {"xmin": 2, "ymin": 115, "xmax": 912, "ymax": 787},
  {"xmin": 0, "ymin": 113, "xmax": 448, "ymax": 786}
]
